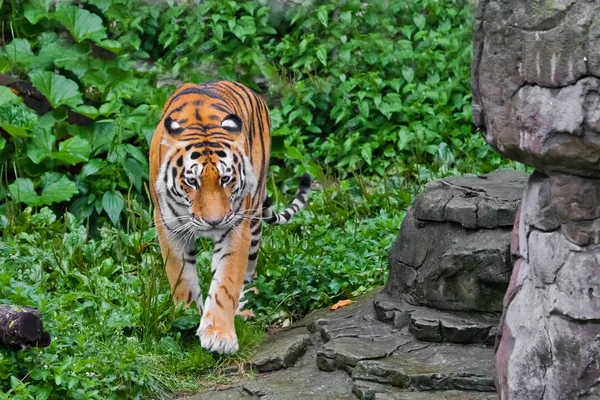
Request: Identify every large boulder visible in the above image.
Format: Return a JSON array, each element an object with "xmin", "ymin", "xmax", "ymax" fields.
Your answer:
[
  {"xmin": 472, "ymin": 1, "xmax": 600, "ymax": 398},
  {"xmin": 494, "ymin": 171, "xmax": 600, "ymax": 399},
  {"xmin": 385, "ymin": 169, "xmax": 528, "ymax": 313},
  {"xmin": 472, "ymin": 0, "xmax": 600, "ymax": 177}
]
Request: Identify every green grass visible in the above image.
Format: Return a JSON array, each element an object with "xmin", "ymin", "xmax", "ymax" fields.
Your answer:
[{"xmin": 0, "ymin": 173, "xmax": 413, "ymax": 399}]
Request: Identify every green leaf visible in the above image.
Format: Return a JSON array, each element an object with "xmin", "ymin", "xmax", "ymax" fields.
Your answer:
[
  {"xmin": 27, "ymin": 125, "xmax": 56, "ymax": 164},
  {"xmin": 213, "ymin": 24, "xmax": 224, "ymax": 41},
  {"xmin": 316, "ymin": 47, "xmax": 327, "ymax": 66},
  {"xmin": 102, "ymin": 191, "xmax": 124, "ymax": 225},
  {"xmin": 39, "ymin": 172, "xmax": 78, "ymax": 205},
  {"xmin": 8, "ymin": 178, "xmax": 40, "ymax": 206},
  {"xmin": 24, "ymin": 0, "xmax": 51, "ymax": 24},
  {"xmin": 0, "ymin": 137, "xmax": 5, "ymax": 151},
  {"xmin": 0, "ymin": 86, "xmax": 18, "ymax": 106},
  {"xmin": 4, "ymin": 39, "xmax": 37, "ymax": 68},
  {"xmin": 358, "ymin": 101, "xmax": 369, "ymax": 118},
  {"xmin": 0, "ymin": 102, "xmax": 38, "ymax": 137},
  {"xmin": 98, "ymin": 40, "xmax": 122, "ymax": 53},
  {"xmin": 123, "ymin": 158, "xmax": 144, "ymax": 190},
  {"xmin": 73, "ymin": 105, "xmax": 100, "ymax": 119},
  {"xmin": 55, "ymin": 6, "xmax": 107, "ymax": 43},
  {"xmin": 361, "ymin": 146, "xmax": 372, "ymax": 165},
  {"xmin": 413, "ymin": 14, "xmax": 426, "ymax": 30},
  {"xmin": 317, "ymin": 8, "xmax": 328, "ymax": 28},
  {"xmin": 29, "ymin": 71, "xmax": 83, "ymax": 109},
  {"xmin": 402, "ymin": 67, "xmax": 414, "ymax": 83},
  {"xmin": 52, "ymin": 136, "xmax": 91, "ymax": 165},
  {"xmin": 80, "ymin": 158, "xmax": 103, "ymax": 177},
  {"xmin": 285, "ymin": 146, "xmax": 304, "ymax": 161}
]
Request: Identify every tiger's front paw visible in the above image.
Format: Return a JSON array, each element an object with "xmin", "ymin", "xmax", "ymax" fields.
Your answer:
[{"xmin": 197, "ymin": 324, "xmax": 239, "ymax": 354}]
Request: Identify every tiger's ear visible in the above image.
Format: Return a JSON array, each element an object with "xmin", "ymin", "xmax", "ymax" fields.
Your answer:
[{"xmin": 159, "ymin": 120, "xmax": 179, "ymax": 148}]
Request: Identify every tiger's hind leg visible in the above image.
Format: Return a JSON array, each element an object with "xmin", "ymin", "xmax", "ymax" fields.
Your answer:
[
  {"xmin": 197, "ymin": 220, "xmax": 251, "ymax": 354},
  {"xmin": 154, "ymin": 209, "xmax": 203, "ymax": 314},
  {"xmin": 235, "ymin": 218, "xmax": 262, "ymax": 319}
]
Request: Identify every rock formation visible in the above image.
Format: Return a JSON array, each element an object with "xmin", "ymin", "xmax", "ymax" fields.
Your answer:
[
  {"xmin": 195, "ymin": 170, "xmax": 527, "ymax": 399},
  {"xmin": 472, "ymin": 1, "xmax": 600, "ymax": 398}
]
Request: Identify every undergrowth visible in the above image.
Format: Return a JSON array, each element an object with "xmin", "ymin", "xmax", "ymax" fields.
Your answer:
[{"xmin": 0, "ymin": 174, "xmax": 416, "ymax": 399}]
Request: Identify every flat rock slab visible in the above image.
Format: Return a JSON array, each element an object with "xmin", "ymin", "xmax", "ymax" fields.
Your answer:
[
  {"xmin": 353, "ymin": 380, "xmax": 497, "ymax": 400},
  {"xmin": 189, "ymin": 290, "xmax": 497, "ymax": 399},
  {"xmin": 250, "ymin": 327, "xmax": 312, "ymax": 372},
  {"xmin": 191, "ymin": 348, "xmax": 354, "ymax": 400},
  {"xmin": 352, "ymin": 343, "xmax": 494, "ymax": 392},
  {"xmin": 375, "ymin": 293, "xmax": 499, "ymax": 345}
]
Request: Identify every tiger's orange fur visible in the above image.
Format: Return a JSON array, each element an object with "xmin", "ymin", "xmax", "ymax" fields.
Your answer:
[{"xmin": 149, "ymin": 81, "xmax": 310, "ymax": 354}]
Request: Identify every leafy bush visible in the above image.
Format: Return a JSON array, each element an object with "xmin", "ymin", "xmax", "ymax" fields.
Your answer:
[
  {"xmin": 0, "ymin": 0, "xmax": 510, "ymax": 226},
  {"xmin": 0, "ymin": 0, "xmax": 169, "ymax": 226},
  {"xmin": 0, "ymin": 204, "xmax": 264, "ymax": 399},
  {"xmin": 0, "ymin": 174, "xmax": 412, "ymax": 398}
]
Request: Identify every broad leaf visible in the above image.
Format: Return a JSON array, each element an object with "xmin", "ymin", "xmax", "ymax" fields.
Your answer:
[
  {"xmin": 53, "ymin": 136, "xmax": 91, "ymax": 165},
  {"xmin": 73, "ymin": 105, "xmax": 100, "ymax": 119},
  {"xmin": 4, "ymin": 39, "xmax": 37, "ymax": 68},
  {"xmin": 24, "ymin": 0, "xmax": 51, "ymax": 24},
  {"xmin": 413, "ymin": 14, "xmax": 426, "ymax": 30},
  {"xmin": 0, "ymin": 102, "xmax": 38, "ymax": 137},
  {"xmin": 29, "ymin": 71, "xmax": 83, "ymax": 109},
  {"xmin": 55, "ymin": 6, "xmax": 107, "ymax": 43},
  {"xmin": 8, "ymin": 178, "xmax": 40, "ymax": 206},
  {"xmin": 40, "ymin": 172, "xmax": 78, "ymax": 205},
  {"xmin": 98, "ymin": 40, "xmax": 122, "ymax": 53},
  {"xmin": 0, "ymin": 86, "xmax": 18, "ymax": 106},
  {"xmin": 102, "ymin": 191, "xmax": 124, "ymax": 225},
  {"xmin": 27, "ymin": 125, "xmax": 56, "ymax": 164},
  {"xmin": 80, "ymin": 158, "xmax": 103, "ymax": 177},
  {"xmin": 402, "ymin": 67, "xmax": 414, "ymax": 84}
]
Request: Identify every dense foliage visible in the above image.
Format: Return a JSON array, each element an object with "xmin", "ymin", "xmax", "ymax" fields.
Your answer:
[
  {"xmin": 0, "ymin": 0, "xmax": 518, "ymax": 398},
  {"xmin": 0, "ymin": 0, "xmax": 504, "ymax": 225},
  {"xmin": 0, "ymin": 178, "xmax": 407, "ymax": 399}
]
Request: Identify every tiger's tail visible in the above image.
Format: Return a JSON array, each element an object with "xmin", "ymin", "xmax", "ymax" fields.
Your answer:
[{"xmin": 263, "ymin": 173, "xmax": 312, "ymax": 225}]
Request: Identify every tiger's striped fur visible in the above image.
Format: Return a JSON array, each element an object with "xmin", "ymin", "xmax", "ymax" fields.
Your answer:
[{"xmin": 149, "ymin": 81, "xmax": 311, "ymax": 354}]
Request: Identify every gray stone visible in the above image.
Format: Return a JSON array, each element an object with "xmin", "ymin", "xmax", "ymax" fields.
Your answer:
[
  {"xmin": 352, "ymin": 380, "xmax": 497, "ymax": 400},
  {"xmin": 495, "ymin": 172, "xmax": 600, "ymax": 399},
  {"xmin": 413, "ymin": 169, "xmax": 527, "ymax": 228},
  {"xmin": 250, "ymin": 327, "xmax": 312, "ymax": 372},
  {"xmin": 192, "ymin": 347, "xmax": 354, "ymax": 400},
  {"xmin": 472, "ymin": 0, "xmax": 600, "ymax": 176},
  {"xmin": 192, "ymin": 290, "xmax": 499, "ymax": 399},
  {"xmin": 352, "ymin": 343, "xmax": 495, "ymax": 392},
  {"xmin": 386, "ymin": 170, "xmax": 526, "ymax": 313},
  {"xmin": 317, "ymin": 335, "xmax": 411, "ymax": 371}
]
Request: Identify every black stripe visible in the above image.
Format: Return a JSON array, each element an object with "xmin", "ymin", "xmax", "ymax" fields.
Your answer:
[
  {"xmin": 248, "ymin": 252, "xmax": 258, "ymax": 261},
  {"xmin": 220, "ymin": 252, "xmax": 233, "ymax": 261},
  {"xmin": 211, "ymin": 103, "xmax": 231, "ymax": 113}
]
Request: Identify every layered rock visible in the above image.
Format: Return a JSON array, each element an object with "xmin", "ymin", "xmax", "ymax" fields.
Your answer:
[
  {"xmin": 494, "ymin": 172, "xmax": 600, "ymax": 399},
  {"xmin": 385, "ymin": 169, "xmax": 528, "ymax": 313},
  {"xmin": 472, "ymin": 1, "xmax": 600, "ymax": 178},
  {"xmin": 472, "ymin": 1, "xmax": 600, "ymax": 398}
]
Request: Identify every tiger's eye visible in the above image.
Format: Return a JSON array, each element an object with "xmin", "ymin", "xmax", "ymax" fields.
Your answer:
[
  {"xmin": 221, "ymin": 176, "xmax": 231, "ymax": 185},
  {"xmin": 186, "ymin": 178, "xmax": 198, "ymax": 188}
]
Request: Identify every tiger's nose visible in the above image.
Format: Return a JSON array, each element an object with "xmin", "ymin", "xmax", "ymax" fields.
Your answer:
[{"xmin": 203, "ymin": 217, "xmax": 223, "ymax": 227}]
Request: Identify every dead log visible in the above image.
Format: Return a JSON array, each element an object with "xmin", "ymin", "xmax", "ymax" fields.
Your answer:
[{"xmin": 0, "ymin": 305, "xmax": 51, "ymax": 350}]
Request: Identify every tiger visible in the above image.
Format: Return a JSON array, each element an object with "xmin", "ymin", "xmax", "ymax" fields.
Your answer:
[{"xmin": 149, "ymin": 81, "xmax": 311, "ymax": 354}]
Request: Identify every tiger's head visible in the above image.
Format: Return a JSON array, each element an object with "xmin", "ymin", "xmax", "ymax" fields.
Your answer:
[{"xmin": 154, "ymin": 85, "xmax": 258, "ymax": 233}]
